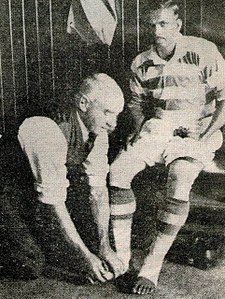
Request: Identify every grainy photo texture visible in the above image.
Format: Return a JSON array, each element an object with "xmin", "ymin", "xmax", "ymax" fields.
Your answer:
[{"xmin": 0, "ymin": 0, "xmax": 225, "ymax": 298}]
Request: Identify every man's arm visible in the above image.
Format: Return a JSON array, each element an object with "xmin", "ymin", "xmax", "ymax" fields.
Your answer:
[
  {"xmin": 83, "ymin": 132, "xmax": 126, "ymax": 277},
  {"xmin": 128, "ymin": 71, "xmax": 146, "ymax": 145},
  {"xmin": 200, "ymin": 44, "xmax": 225, "ymax": 141},
  {"xmin": 200, "ymin": 99, "xmax": 225, "ymax": 141},
  {"xmin": 53, "ymin": 201, "xmax": 109, "ymax": 282},
  {"xmin": 18, "ymin": 117, "xmax": 109, "ymax": 282}
]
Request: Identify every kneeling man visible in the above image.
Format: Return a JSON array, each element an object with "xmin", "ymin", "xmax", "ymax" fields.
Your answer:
[{"xmin": 1, "ymin": 73, "xmax": 125, "ymax": 282}]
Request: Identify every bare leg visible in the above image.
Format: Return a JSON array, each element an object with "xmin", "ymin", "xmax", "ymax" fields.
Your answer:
[
  {"xmin": 109, "ymin": 151, "xmax": 146, "ymax": 276},
  {"xmin": 111, "ymin": 217, "xmax": 133, "ymax": 271},
  {"xmin": 133, "ymin": 232, "xmax": 179, "ymax": 295},
  {"xmin": 89, "ymin": 186, "xmax": 126, "ymax": 278},
  {"xmin": 109, "ymin": 187, "xmax": 137, "ymax": 272},
  {"xmin": 133, "ymin": 159, "xmax": 203, "ymax": 295}
]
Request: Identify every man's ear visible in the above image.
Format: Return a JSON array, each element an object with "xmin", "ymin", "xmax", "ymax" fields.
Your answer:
[
  {"xmin": 79, "ymin": 95, "xmax": 89, "ymax": 112},
  {"xmin": 177, "ymin": 18, "xmax": 182, "ymax": 31}
]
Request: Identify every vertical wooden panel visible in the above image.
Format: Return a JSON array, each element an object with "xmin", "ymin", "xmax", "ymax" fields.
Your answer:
[
  {"xmin": 35, "ymin": 0, "xmax": 42, "ymax": 101},
  {"xmin": 24, "ymin": 0, "xmax": 40, "ymax": 115},
  {"xmin": 121, "ymin": 0, "xmax": 125, "ymax": 68},
  {"xmin": 37, "ymin": 0, "xmax": 53, "ymax": 105},
  {"xmin": 49, "ymin": 0, "xmax": 55, "ymax": 101},
  {"xmin": 1, "ymin": 0, "xmax": 17, "ymax": 129},
  {"xmin": 185, "ymin": 0, "xmax": 202, "ymax": 36},
  {"xmin": 63, "ymin": 0, "xmax": 84, "ymax": 101},
  {"xmin": 0, "ymin": 0, "xmax": 225, "ymax": 132},
  {"xmin": 8, "ymin": 0, "xmax": 17, "ymax": 115},
  {"xmin": 11, "ymin": 0, "xmax": 30, "ymax": 124},
  {"xmin": 136, "ymin": 0, "xmax": 140, "ymax": 52},
  {"xmin": 200, "ymin": 0, "xmax": 225, "ymax": 55},
  {"xmin": 22, "ymin": 0, "xmax": 29, "ymax": 103},
  {"xmin": 200, "ymin": 0, "xmax": 203, "ymax": 37},
  {"xmin": 182, "ymin": 0, "xmax": 187, "ymax": 35},
  {"xmin": 51, "ymin": 0, "xmax": 71, "ymax": 104},
  {"xmin": 108, "ymin": 0, "xmax": 125, "ymax": 82},
  {"xmin": 139, "ymin": 0, "xmax": 154, "ymax": 53},
  {"xmin": 123, "ymin": 0, "xmax": 138, "ymax": 68},
  {"xmin": 65, "ymin": 34, "xmax": 81, "ymax": 101},
  {"xmin": 0, "ymin": 49, "xmax": 5, "ymax": 133}
]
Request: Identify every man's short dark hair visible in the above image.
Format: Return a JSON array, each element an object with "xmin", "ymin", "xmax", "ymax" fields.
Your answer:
[{"xmin": 142, "ymin": 0, "xmax": 180, "ymax": 19}]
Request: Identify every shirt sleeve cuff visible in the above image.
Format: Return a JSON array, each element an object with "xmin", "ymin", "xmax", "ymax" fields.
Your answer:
[{"xmin": 35, "ymin": 183, "xmax": 68, "ymax": 205}]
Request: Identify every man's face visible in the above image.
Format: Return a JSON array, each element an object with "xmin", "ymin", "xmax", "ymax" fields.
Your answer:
[
  {"xmin": 148, "ymin": 8, "xmax": 182, "ymax": 50},
  {"xmin": 83, "ymin": 94, "xmax": 124, "ymax": 135}
]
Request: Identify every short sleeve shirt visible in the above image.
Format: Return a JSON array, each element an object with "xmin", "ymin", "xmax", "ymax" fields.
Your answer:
[{"xmin": 18, "ymin": 116, "xmax": 109, "ymax": 206}]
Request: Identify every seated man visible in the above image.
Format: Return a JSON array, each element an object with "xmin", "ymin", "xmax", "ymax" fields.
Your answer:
[
  {"xmin": 0, "ymin": 73, "xmax": 125, "ymax": 282},
  {"xmin": 109, "ymin": 0, "xmax": 225, "ymax": 295}
]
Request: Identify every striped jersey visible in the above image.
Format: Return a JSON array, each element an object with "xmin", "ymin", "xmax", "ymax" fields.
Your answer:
[{"xmin": 129, "ymin": 34, "xmax": 225, "ymax": 122}]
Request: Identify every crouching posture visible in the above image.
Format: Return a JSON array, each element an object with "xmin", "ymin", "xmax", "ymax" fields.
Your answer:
[
  {"xmin": 1, "ymin": 73, "xmax": 125, "ymax": 282},
  {"xmin": 109, "ymin": 0, "xmax": 225, "ymax": 295}
]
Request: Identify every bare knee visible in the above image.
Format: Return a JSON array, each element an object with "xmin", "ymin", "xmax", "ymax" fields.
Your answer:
[
  {"xmin": 110, "ymin": 152, "xmax": 145, "ymax": 189},
  {"xmin": 167, "ymin": 159, "xmax": 204, "ymax": 201}
]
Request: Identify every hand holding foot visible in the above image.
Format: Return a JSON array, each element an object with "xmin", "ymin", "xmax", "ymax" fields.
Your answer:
[
  {"xmin": 83, "ymin": 252, "xmax": 114, "ymax": 283},
  {"xmin": 99, "ymin": 247, "xmax": 127, "ymax": 278}
]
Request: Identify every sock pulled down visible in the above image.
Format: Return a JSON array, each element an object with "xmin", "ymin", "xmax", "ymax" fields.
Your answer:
[
  {"xmin": 133, "ymin": 197, "xmax": 190, "ymax": 295},
  {"xmin": 110, "ymin": 187, "xmax": 136, "ymax": 273}
]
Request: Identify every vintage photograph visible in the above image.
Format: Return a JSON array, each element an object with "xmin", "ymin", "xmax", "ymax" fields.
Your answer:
[{"xmin": 0, "ymin": 0, "xmax": 225, "ymax": 298}]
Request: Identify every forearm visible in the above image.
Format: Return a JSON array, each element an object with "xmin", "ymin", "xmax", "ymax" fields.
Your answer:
[
  {"xmin": 126, "ymin": 102, "xmax": 145, "ymax": 145},
  {"xmin": 89, "ymin": 185, "xmax": 127, "ymax": 277},
  {"xmin": 201, "ymin": 99, "xmax": 225, "ymax": 140},
  {"xmin": 89, "ymin": 186, "xmax": 111, "ymax": 249},
  {"xmin": 129, "ymin": 73, "xmax": 145, "ymax": 133},
  {"xmin": 128, "ymin": 102, "xmax": 145, "ymax": 132},
  {"xmin": 84, "ymin": 133, "xmax": 111, "ymax": 246},
  {"xmin": 53, "ymin": 202, "xmax": 112, "ymax": 282}
]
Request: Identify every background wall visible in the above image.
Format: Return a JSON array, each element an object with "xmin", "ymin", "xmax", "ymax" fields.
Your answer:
[{"xmin": 0, "ymin": 0, "xmax": 225, "ymax": 134}]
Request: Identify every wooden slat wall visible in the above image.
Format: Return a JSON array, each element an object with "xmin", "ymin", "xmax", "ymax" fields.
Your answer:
[{"xmin": 0, "ymin": 0, "xmax": 225, "ymax": 133}]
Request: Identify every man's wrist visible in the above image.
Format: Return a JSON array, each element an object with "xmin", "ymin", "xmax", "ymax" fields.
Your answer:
[
  {"xmin": 78, "ymin": 246, "xmax": 92, "ymax": 260},
  {"xmin": 99, "ymin": 237, "xmax": 111, "ymax": 251}
]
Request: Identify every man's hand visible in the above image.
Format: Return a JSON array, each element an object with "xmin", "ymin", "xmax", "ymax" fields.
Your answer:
[
  {"xmin": 99, "ymin": 247, "xmax": 127, "ymax": 278},
  {"xmin": 83, "ymin": 252, "xmax": 114, "ymax": 283},
  {"xmin": 53, "ymin": 203, "xmax": 113, "ymax": 283}
]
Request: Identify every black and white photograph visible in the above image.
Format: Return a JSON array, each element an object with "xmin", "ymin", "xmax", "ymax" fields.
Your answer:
[{"xmin": 0, "ymin": 0, "xmax": 225, "ymax": 298}]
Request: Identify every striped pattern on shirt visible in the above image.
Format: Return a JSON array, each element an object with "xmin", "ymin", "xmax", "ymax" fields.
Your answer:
[{"xmin": 129, "ymin": 34, "xmax": 225, "ymax": 120}]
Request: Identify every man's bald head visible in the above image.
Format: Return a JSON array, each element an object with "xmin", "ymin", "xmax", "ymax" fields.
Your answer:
[
  {"xmin": 79, "ymin": 73, "xmax": 124, "ymax": 107},
  {"xmin": 77, "ymin": 73, "xmax": 124, "ymax": 134}
]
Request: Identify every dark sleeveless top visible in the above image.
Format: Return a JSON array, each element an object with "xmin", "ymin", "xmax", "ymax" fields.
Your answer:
[{"xmin": 57, "ymin": 109, "xmax": 95, "ymax": 183}]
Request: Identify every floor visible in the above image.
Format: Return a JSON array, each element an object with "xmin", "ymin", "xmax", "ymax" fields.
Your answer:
[
  {"xmin": 1, "ymin": 187, "xmax": 225, "ymax": 299},
  {"xmin": 0, "ymin": 137, "xmax": 225, "ymax": 299},
  {"xmin": 1, "ymin": 253, "xmax": 225, "ymax": 299}
]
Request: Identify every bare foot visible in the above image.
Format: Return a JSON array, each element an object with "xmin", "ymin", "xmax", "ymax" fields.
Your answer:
[
  {"xmin": 99, "ymin": 247, "xmax": 127, "ymax": 278},
  {"xmin": 133, "ymin": 276, "xmax": 156, "ymax": 295}
]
